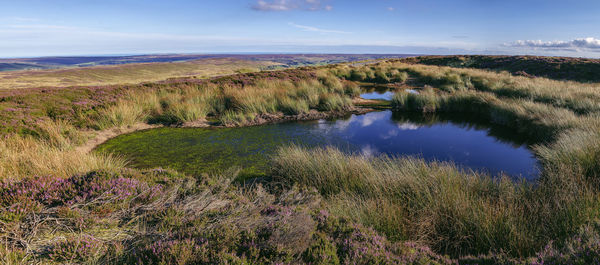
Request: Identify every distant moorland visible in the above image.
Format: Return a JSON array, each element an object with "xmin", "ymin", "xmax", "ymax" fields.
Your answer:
[{"xmin": 0, "ymin": 54, "xmax": 412, "ymax": 90}]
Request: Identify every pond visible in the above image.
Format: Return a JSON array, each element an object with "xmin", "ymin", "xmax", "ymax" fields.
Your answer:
[{"xmin": 96, "ymin": 110, "xmax": 539, "ymax": 180}]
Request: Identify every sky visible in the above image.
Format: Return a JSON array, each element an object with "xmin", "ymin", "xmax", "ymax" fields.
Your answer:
[{"xmin": 1, "ymin": 0, "xmax": 600, "ymax": 58}]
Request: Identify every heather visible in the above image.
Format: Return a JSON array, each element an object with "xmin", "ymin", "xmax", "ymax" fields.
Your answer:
[{"xmin": 0, "ymin": 168, "xmax": 454, "ymax": 264}]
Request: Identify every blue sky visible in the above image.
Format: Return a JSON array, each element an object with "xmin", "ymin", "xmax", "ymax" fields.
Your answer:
[{"xmin": 1, "ymin": 0, "xmax": 599, "ymax": 58}]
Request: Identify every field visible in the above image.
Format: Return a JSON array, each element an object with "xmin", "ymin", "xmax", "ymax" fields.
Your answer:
[{"xmin": 1, "ymin": 55, "xmax": 600, "ymax": 264}]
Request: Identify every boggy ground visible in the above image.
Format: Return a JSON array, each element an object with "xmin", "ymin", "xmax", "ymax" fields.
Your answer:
[{"xmin": 1, "ymin": 57, "xmax": 600, "ymax": 264}]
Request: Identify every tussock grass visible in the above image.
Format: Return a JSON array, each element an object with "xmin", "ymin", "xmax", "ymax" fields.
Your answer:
[
  {"xmin": 271, "ymin": 146, "xmax": 600, "ymax": 258},
  {"xmin": 271, "ymin": 146, "xmax": 539, "ymax": 256},
  {"xmin": 261, "ymin": 60, "xmax": 600, "ymax": 259},
  {"xmin": 0, "ymin": 68, "xmax": 356, "ymax": 180},
  {"xmin": 94, "ymin": 70, "xmax": 355, "ymax": 127},
  {"xmin": 384, "ymin": 62, "xmax": 600, "ymax": 114}
]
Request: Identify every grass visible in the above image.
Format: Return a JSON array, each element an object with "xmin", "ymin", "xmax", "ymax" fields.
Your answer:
[
  {"xmin": 0, "ymin": 120, "xmax": 126, "ymax": 180},
  {"xmin": 2, "ymin": 56, "xmax": 600, "ymax": 263},
  {"xmin": 0, "ymin": 168, "xmax": 455, "ymax": 264},
  {"xmin": 98, "ymin": 69, "xmax": 354, "ymax": 127},
  {"xmin": 271, "ymin": 146, "xmax": 539, "ymax": 256},
  {"xmin": 0, "ymin": 67, "xmax": 357, "ymax": 179}
]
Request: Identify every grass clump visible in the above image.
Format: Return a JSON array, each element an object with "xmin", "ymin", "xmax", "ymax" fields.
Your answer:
[
  {"xmin": 94, "ymin": 70, "xmax": 355, "ymax": 127},
  {"xmin": 318, "ymin": 93, "xmax": 352, "ymax": 111}
]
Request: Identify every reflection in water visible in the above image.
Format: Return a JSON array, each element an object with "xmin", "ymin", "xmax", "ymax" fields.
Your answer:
[
  {"xmin": 360, "ymin": 91, "xmax": 395, "ymax": 100},
  {"xmin": 312, "ymin": 111, "xmax": 539, "ymax": 179},
  {"xmin": 360, "ymin": 84, "xmax": 397, "ymax": 100},
  {"xmin": 359, "ymin": 83, "xmax": 419, "ymax": 100},
  {"xmin": 97, "ymin": 111, "xmax": 539, "ymax": 180}
]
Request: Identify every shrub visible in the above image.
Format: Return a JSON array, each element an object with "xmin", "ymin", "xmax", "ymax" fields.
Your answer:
[
  {"xmin": 279, "ymin": 98, "xmax": 309, "ymax": 115},
  {"xmin": 49, "ymin": 235, "xmax": 105, "ymax": 263}
]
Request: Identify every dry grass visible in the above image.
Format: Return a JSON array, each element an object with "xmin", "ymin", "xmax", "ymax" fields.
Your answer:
[
  {"xmin": 0, "ymin": 120, "xmax": 126, "ymax": 180},
  {"xmin": 94, "ymin": 70, "xmax": 354, "ymax": 127},
  {"xmin": 270, "ymin": 145, "xmax": 597, "ymax": 257}
]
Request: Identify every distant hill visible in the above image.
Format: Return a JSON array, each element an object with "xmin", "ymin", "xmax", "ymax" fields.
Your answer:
[
  {"xmin": 402, "ymin": 55, "xmax": 600, "ymax": 83},
  {"xmin": 0, "ymin": 54, "xmax": 415, "ymax": 72},
  {"xmin": 0, "ymin": 62, "xmax": 54, "ymax": 71}
]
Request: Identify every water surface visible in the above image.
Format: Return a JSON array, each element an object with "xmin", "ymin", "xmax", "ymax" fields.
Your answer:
[
  {"xmin": 96, "ymin": 111, "xmax": 539, "ymax": 180},
  {"xmin": 360, "ymin": 91, "xmax": 395, "ymax": 100}
]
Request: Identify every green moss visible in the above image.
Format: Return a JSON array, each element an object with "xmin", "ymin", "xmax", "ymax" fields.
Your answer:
[{"xmin": 94, "ymin": 125, "xmax": 336, "ymax": 179}]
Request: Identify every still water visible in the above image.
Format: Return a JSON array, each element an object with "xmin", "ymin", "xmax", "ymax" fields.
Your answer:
[{"xmin": 96, "ymin": 110, "xmax": 539, "ymax": 180}]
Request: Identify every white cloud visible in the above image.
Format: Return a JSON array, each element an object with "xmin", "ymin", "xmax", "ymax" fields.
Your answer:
[
  {"xmin": 506, "ymin": 37, "xmax": 600, "ymax": 52},
  {"xmin": 397, "ymin": 122, "xmax": 420, "ymax": 130},
  {"xmin": 288, "ymin": 22, "xmax": 351, "ymax": 34},
  {"xmin": 358, "ymin": 111, "xmax": 387, "ymax": 127},
  {"xmin": 360, "ymin": 144, "xmax": 378, "ymax": 157},
  {"xmin": 252, "ymin": 0, "xmax": 331, "ymax": 11},
  {"xmin": 387, "ymin": 7, "xmax": 395, "ymax": 11},
  {"xmin": 5, "ymin": 17, "xmax": 39, "ymax": 22}
]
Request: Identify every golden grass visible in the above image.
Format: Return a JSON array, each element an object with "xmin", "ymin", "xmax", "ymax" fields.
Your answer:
[
  {"xmin": 0, "ymin": 135, "xmax": 125, "ymax": 180},
  {"xmin": 0, "ymin": 120, "xmax": 126, "ymax": 180}
]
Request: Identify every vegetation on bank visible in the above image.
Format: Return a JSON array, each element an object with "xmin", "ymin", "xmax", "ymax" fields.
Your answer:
[{"xmin": 1, "ymin": 57, "xmax": 600, "ymax": 263}]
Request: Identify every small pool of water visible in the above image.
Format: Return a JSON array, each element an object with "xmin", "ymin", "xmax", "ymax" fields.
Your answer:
[
  {"xmin": 360, "ymin": 91, "xmax": 395, "ymax": 100},
  {"xmin": 96, "ymin": 111, "xmax": 539, "ymax": 180}
]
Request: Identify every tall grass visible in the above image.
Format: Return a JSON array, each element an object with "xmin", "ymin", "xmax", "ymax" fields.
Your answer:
[
  {"xmin": 0, "ymin": 68, "xmax": 356, "ymax": 180},
  {"xmin": 380, "ymin": 62, "xmax": 600, "ymax": 114},
  {"xmin": 95, "ymin": 71, "xmax": 355, "ymax": 127},
  {"xmin": 270, "ymin": 146, "xmax": 598, "ymax": 257},
  {"xmin": 391, "ymin": 90, "xmax": 580, "ymax": 140},
  {"xmin": 0, "ymin": 121, "xmax": 126, "ymax": 180}
]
